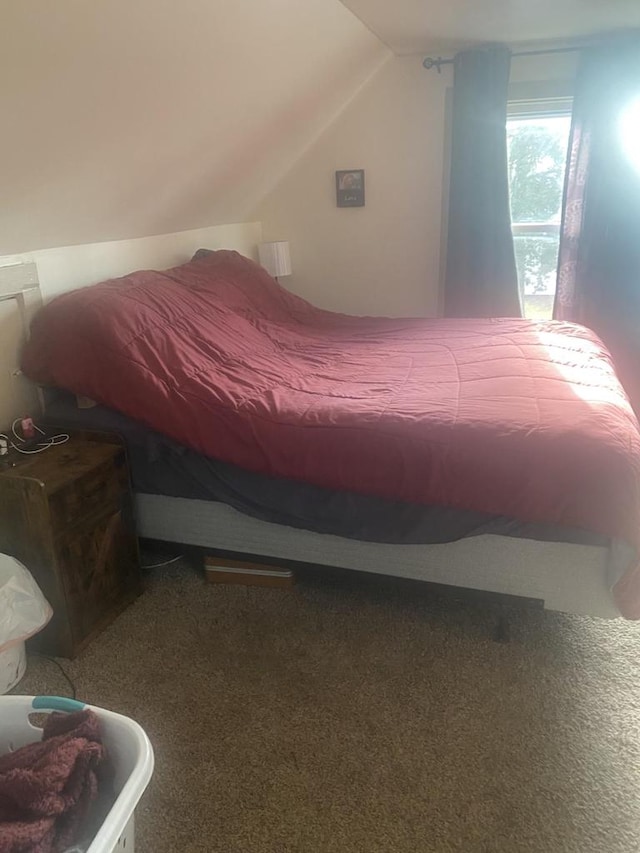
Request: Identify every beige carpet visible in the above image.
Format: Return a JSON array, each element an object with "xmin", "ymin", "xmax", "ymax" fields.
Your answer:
[{"xmin": 13, "ymin": 561, "xmax": 640, "ymax": 853}]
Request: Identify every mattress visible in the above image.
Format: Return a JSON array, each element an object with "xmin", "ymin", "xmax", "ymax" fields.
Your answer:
[{"xmin": 44, "ymin": 392, "xmax": 606, "ymax": 549}]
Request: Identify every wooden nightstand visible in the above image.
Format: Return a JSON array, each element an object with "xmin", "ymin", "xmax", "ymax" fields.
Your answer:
[{"xmin": 0, "ymin": 437, "xmax": 142, "ymax": 658}]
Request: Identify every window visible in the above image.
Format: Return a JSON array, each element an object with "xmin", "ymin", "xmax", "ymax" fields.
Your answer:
[{"xmin": 507, "ymin": 97, "xmax": 572, "ymax": 319}]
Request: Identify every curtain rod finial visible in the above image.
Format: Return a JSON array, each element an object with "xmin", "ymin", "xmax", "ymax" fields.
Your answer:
[{"xmin": 423, "ymin": 57, "xmax": 444, "ymax": 73}]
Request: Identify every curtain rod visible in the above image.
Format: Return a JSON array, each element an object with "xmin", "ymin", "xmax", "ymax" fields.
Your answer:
[{"xmin": 423, "ymin": 45, "xmax": 582, "ymax": 72}]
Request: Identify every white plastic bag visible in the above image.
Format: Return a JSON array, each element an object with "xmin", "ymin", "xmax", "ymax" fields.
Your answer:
[{"xmin": 0, "ymin": 553, "xmax": 52, "ymax": 653}]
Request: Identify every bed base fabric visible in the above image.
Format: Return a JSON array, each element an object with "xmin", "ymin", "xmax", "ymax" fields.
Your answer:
[{"xmin": 135, "ymin": 494, "xmax": 621, "ymax": 618}]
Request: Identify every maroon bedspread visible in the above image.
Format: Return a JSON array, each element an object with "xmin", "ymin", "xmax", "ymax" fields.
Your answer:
[{"xmin": 22, "ymin": 250, "xmax": 640, "ymax": 617}]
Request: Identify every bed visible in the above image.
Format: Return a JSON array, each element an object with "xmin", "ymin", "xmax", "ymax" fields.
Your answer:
[{"xmin": 22, "ymin": 249, "xmax": 640, "ymax": 619}]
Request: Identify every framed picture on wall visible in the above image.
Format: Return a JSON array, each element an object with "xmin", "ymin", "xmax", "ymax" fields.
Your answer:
[{"xmin": 336, "ymin": 170, "xmax": 365, "ymax": 207}]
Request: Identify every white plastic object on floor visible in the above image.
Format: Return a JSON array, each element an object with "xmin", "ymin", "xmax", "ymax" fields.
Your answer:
[
  {"xmin": 0, "ymin": 553, "xmax": 53, "ymax": 692},
  {"xmin": 0, "ymin": 695, "xmax": 154, "ymax": 852},
  {"xmin": 0, "ymin": 641, "xmax": 26, "ymax": 693}
]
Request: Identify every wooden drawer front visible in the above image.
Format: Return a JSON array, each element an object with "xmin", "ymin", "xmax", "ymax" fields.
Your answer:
[
  {"xmin": 56, "ymin": 506, "xmax": 140, "ymax": 647},
  {"xmin": 50, "ymin": 456, "xmax": 128, "ymax": 532}
]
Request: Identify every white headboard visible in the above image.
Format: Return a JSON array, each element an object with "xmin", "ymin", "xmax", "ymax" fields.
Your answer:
[{"xmin": 0, "ymin": 263, "xmax": 43, "ymax": 430}]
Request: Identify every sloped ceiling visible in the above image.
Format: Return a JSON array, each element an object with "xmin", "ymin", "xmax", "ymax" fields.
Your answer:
[
  {"xmin": 0, "ymin": 0, "xmax": 389, "ymax": 254},
  {"xmin": 341, "ymin": 0, "xmax": 640, "ymax": 54}
]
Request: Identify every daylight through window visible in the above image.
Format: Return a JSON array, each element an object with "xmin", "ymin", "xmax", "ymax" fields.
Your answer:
[{"xmin": 507, "ymin": 108, "xmax": 572, "ymax": 319}]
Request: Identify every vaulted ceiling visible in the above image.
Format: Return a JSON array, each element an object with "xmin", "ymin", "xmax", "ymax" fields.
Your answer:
[
  {"xmin": 3, "ymin": 0, "xmax": 638, "ymax": 257},
  {"xmin": 340, "ymin": 0, "xmax": 640, "ymax": 54},
  {"xmin": 0, "ymin": 0, "xmax": 388, "ymax": 254}
]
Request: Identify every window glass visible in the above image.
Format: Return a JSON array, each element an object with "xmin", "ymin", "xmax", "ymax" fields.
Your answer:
[{"xmin": 507, "ymin": 111, "xmax": 572, "ymax": 319}]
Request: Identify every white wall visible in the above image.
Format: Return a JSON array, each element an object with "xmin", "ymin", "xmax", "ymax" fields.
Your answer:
[
  {"xmin": 509, "ymin": 49, "xmax": 578, "ymax": 86},
  {"xmin": 0, "ymin": 0, "xmax": 388, "ymax": 256},
  {"xmin": 256, "ymin": 56, "xmax": 451, "ymax": 317},
  {"xmin": 256, "ymin": 50, "xmax": 579, "ymax": 317}
]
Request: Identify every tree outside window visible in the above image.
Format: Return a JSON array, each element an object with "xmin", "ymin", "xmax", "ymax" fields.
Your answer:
[{"xmin": 507, "ymin": 115, "xmax": 571, "ymax": 319}]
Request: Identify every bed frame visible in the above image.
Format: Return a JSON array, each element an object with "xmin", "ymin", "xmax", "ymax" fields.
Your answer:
[
  {"xmin": 43, "ymin": 419, "xmax": 624, "ymax": 620},
  {"xmin": 13, "ymin": 259, "xmax": 624, "ymax": 621},
  {"xmin": 135, "ymin": 493, "xmax": 622, "ymax": 618}
]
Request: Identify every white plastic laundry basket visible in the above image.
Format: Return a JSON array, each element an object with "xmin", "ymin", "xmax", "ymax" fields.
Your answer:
[{"xmin": 0, "ymin": 695, "xmax": 154, "ymax": 853}]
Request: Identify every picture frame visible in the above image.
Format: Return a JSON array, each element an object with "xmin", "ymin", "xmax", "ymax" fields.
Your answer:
[{"xmin": 336, "ymin": 169, "xmax": 365, "ymax": 207}]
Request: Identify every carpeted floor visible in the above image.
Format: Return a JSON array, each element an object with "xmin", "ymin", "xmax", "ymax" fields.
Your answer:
[{"xmin": 13, "ymin": 560, "xmax": 640, "ymax": 852}]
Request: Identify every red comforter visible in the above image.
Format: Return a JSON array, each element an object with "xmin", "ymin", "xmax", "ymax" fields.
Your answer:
[{"xmin": 22, "ymin": 250, "xmax": 640, "ymax": 617}]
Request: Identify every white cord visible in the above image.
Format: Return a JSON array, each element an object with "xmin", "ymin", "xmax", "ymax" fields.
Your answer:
[
  {"xmin": 1, "ymin": 419, "xmax": 70, "ymax": 455},
  {"xmin": 141, "ymin": 554, "xmax": 184, "ymax": 569}
]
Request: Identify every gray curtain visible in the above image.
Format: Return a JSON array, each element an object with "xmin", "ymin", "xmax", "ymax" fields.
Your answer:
[
  {"xmin": 444, "ymin": 46, "xmax": 521, "ymax": 318},
  {"xmin": 554, "ymin": 35, "xmax": 640, "ymax": 410}
]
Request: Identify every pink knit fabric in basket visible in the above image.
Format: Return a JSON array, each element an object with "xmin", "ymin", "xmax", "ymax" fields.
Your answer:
[{"xmin": 0, "ymin": 710, "xmax": 106, "ymax": 853}]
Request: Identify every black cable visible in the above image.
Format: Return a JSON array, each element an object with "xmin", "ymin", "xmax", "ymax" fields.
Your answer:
[{"xmin": 30, "ymin": 653, "xmax": 77, "ymax": 700}]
